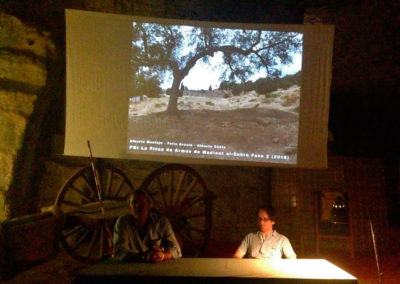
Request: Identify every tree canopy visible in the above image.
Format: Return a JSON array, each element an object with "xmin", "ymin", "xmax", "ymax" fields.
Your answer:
[{"xmin": 131, "ymin": 22, "xmax": 302, "ymax": 112}]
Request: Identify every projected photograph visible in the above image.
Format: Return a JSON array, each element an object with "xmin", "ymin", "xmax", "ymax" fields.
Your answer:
[{"xmin": 127, "ymin": 21, "xmax": 303, "ymax": 164}]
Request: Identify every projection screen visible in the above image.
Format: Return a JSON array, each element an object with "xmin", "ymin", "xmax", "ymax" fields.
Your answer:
[{"xmin": 65, "ymin": 9, "xmax": 334, "ymax": 168}]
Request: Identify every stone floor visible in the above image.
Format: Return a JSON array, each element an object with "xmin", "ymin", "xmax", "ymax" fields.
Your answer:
[{"xmin": 4, "ymin": 248, "xmax": 400, "ymax": 284}]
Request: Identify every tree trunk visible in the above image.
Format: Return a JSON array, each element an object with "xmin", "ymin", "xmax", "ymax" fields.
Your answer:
[{"xmin": 166, "ymin": 78, "xmax": 181, "ymax": 113}]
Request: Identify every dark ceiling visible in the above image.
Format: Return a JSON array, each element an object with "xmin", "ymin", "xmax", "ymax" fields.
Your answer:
[{"xmin": 1, "ymin": 0, "xmax": 398, "ymax": 159}]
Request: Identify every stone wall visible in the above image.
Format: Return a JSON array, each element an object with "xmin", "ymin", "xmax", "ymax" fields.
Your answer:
[
  {"xmin": 36, "ymin": 153, "xmax": 389, "ymax": 256},
  {"xmin": 0, "ymin": 13, "xmax": 55, "ymax": 221},
  {"xmin": 36, "ymin": 156, "xmax": 272, "ymax": 247},
  {"xmin": 271, "ymin": 156, "xmax": 389, "ymax": 256}
]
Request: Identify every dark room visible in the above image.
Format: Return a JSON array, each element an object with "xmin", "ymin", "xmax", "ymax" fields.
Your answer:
[{"xmin": 0, "ymin": 1, "xmax": 399, "ymax": 283}]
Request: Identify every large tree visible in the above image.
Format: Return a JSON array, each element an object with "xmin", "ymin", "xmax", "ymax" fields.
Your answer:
[{"xmin": 131, "ymin": 22, "xmax": 302, "ymax": 113}]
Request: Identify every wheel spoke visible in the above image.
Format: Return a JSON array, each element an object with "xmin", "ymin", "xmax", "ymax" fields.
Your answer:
[
  {"xmin": 178, "ymin": 177, "xmax": 198, "ymax": 206},
  {"xmin": 64, "ymin": 225, "xmax": 84, "ymax": 238},
  {"xmin": 81, "ymin": 173, "xmax": 98, "ymax": 200},
  {"xmin": 112, "ymin": 178, "xmax": 125, "ymax": 199},
  {"xmin": 122, "ymin": 192, "xmax": 131, "ymax": 200},
  {"xmin": 99, "ymin": 226, "xmax": 104, "ymax": 258},
  {"xmin": 167, "ymin": 170, "xmax": 174, "ymax": 205},
  {"xmin": 87, "ymin": 229, "xmax": 98, "ymax": 258},
  {"xmin": 179, "ymin": 192, "xmax": 203, "ymax": 214},
  {"xmin": 104, "ymin": 222, "xmax": 113, "ymax": 250},
  {"xmin": 147, "ymin": 192, "xmax": 163, "ymax": 209},
  {"xmin": 72, "ymin": 229, "xmax": 90, "ymax": 250},
  {"xmin": 140, "ymin": 165, "xmax": 211, "ymax": 257},
  {"xmin": 62, "ymin": 200, "xmax": 83, "ymax": 207},
  {"xmin": 56, "ymin": 165, "xmax": 134, "ymax": 263},
  {"xmin": 173, "ymin": 170, "xmax": 186, "ymax": 205},
  {"xmin": 103, "ymin": 223, "xmax": 113, "ymax": 257},
  {"xmin": 70, "ymin": 185, "xmax": 95, "ymax": 202},
  {"xmin": 182, "ymin": 195, "xmax": 205, "ymax": 210},
  {"xmin": 157, "ymin": 176, "xmax": 168, "ymax": 207},
  {"xmin": 178, "ymin": 229, "xmax": 199, "ymax": 246},
  {"xmin": 106, "ymin": 170, "xmax": 113, "ymax": 198}
]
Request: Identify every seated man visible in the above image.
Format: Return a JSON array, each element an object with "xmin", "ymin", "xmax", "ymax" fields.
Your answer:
[
  {"xmin": 113, "ymin": 189, "xmax": 182, "ymax": 262},
  {"xmin": 233, "ymin": 205, "xmax": 296, "ymax": 260}
]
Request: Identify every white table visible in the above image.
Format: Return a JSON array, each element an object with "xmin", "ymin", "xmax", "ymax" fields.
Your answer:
[{"xmin": 74, "ymin": 258, "xmax": 358, "ymax": 283}]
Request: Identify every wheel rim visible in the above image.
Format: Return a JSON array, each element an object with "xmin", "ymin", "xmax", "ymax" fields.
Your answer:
[
  {"xmin": 55, "ymin": 165, "xmax": 134, "ymax": 263},
  {"xmin": 140, "ymin": 164, "xmax": 212, "ymax": 257}
]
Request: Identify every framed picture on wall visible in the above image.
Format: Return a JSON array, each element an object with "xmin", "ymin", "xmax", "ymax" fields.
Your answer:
[{"xmin": 318, "ymin": 191, "xmax": 350, "ymax": 235}]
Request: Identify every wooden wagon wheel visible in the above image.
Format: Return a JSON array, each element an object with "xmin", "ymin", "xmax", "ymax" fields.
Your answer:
[
  {"xmin": 55, "ymin": 165, "xmax": 134, "ymax": 263},
  {"xmin": 140, "ymin": 164, "xmax": 213, "ymax": 257}
]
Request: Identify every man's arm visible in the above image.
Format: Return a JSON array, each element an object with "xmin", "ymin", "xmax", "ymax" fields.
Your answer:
[
  {"xmin": 162, "ymin": 218, "xmax": 182, "ymax": 259},
  {"xmin": 232, "ymin": 234, "xmax": 249, "ymax": 258},
  {"xmin": 150, "ymin": 245, "xmax": 171, "ymax": 262},
  {"xmin": 149, "ymin": 217, "xmax": 181, "ymax": 262},
  {"xmin": 113, "ymin": 216, "xmax": 143, "ymax": 261},
  {"xmin": 233, "ymin": 249, "xmax": 245, "ymax": 258},
  {"xmin": 281, "ymin": 237, "xmax": 297, "ymax": 259}
]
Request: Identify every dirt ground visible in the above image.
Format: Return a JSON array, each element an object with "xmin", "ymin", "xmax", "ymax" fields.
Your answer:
[
  {"xmin": 128, "ymin": 108, "xmax": 298, "ymax": 164},
  {"xmin": 127, "ymin": 86, "xmax": 300, "ymax": 165}
]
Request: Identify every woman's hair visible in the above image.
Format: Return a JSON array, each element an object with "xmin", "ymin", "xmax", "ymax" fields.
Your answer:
[{"xmin": 256, "ymin": 205, "xmax": 277, "ymax": 222}]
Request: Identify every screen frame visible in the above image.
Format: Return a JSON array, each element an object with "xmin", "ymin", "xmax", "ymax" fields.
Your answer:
[{"xmin": 64, "ymin": 9, "xmax": 334, "ymax": 168}]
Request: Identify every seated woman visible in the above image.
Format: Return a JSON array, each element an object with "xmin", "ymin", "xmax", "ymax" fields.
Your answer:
[{"xmin": 233, "ymin": 205, "xmax": 296, "ymax": 260}]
